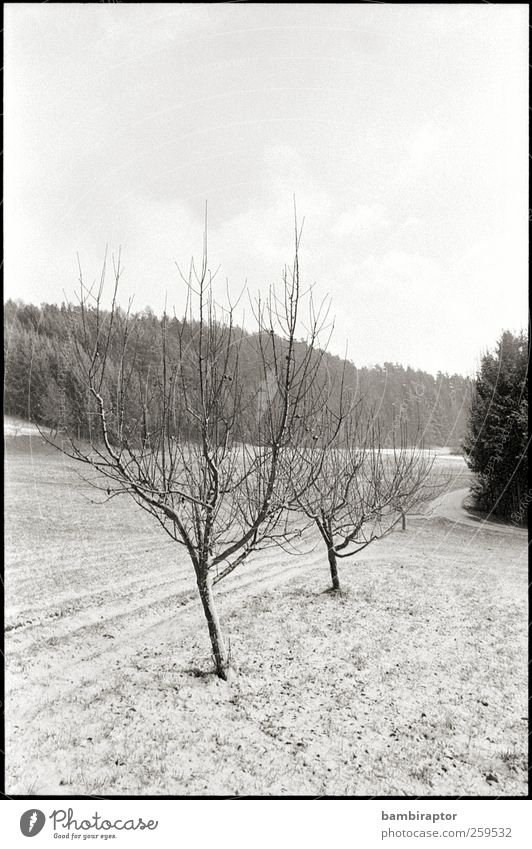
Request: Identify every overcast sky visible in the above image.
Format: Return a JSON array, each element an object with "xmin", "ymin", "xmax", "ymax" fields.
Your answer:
[{"xmin": 4, "ymin": 4, "xmax": 528, "ymax": 376}]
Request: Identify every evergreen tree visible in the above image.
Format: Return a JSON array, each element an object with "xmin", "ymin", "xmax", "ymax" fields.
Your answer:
[{"xmin": 463, "ymin": 330, "xmax": 528, "ymax": 522}]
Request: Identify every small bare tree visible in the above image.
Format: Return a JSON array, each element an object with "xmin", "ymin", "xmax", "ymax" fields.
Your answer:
[
  {"xmin": 47, "ymin": 218, "xmax": 333, "ymax": 679},
  {"xmin": 291, "ymin": 409, "xmax": 440, "ymax": 592}
]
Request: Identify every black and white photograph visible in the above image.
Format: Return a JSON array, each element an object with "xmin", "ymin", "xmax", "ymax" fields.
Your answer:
[{"xmin": 3, "ymin": 2, "xmax": 529, "ymax": 806}]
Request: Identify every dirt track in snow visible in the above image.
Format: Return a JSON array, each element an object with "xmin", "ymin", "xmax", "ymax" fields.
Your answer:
[{"xmin": 426, "ymin": 487, "xmax": 527, "ymax": 536}]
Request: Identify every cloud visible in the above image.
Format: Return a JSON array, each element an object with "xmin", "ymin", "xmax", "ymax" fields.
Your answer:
[
  {"xmin": 402, "ymin": 216, "xmax": 424, "ymax": 230},
  {"xmin": 356, "ymin": 250, "xmax": 445, "ymax": 299},
  {"xmin": 263, "ymin": 145, "xmax": 333, "ymax": 220},
  {"xmin": 395, "ymin": 123, "xmax": 443, "ymax": 184},
  {"xmin": 96, "ymin": 5, "xmax": 214, "ymax": 62},
  {"xmin": 332, "ymin": 205, "xmax": 389, "ymax": 239}
]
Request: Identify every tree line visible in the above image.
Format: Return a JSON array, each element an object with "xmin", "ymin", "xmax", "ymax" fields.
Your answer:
[{"xmin": 4, "ymin": 301, "xmax": 471, "ymax": 450}]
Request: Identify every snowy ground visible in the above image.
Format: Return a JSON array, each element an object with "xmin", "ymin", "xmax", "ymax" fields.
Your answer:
[
  {"xmin": 4, "ymin": 416, "xmax": 44, "ymax": 436},
  {"xmin": 4, "ymin": 423, "xmax": 527, "ymax": 796}
]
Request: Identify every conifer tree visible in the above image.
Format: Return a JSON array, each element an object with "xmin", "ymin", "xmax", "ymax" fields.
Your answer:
[{"xmin": 463, "ymin": 330, "xmax": 528, "ymax": 522}]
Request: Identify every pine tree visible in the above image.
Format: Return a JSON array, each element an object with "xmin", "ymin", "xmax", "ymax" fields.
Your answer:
[{"xmin": 463, "ymin": 330, "xmax": 528, "ymax": 522}]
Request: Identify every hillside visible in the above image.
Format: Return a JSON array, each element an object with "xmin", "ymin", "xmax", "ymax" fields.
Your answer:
[{"xmin": 4, "ymin": 299, "xmax": 471, "ymax": 448}]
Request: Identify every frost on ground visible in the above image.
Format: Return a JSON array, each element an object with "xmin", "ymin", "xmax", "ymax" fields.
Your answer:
[{"xmin": 4, "ymin": 431, "xmax": 527, "ymax": 796}]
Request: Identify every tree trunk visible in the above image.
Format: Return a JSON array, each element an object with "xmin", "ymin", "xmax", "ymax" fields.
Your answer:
[
  {"xmin": 401, "ymin": 511, "xmax": 406, "ymax": 531},
  {"xmin": 328, "ymin": 546, "xmax": 340, "ymax": 591},
  {"xmin": 196, "ymin": 571, "xmax": 229, "ymax": 680}
]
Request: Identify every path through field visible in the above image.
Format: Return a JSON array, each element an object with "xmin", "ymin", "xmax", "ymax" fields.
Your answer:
[{"xmin": 427, "ymin": 488, "xmax": 528, "ymax": 535}]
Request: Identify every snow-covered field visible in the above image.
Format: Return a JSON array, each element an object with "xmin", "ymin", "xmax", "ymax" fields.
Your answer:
[
  {"xmin": 4, "ymin": 415, "xmax": 44, "ymax": 436},
  {"xmin": 4, "ymin": 423, "xmax": 527, "ymax": 796}
]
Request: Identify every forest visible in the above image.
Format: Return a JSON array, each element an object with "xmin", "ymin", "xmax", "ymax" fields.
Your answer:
[{"xmin": 4, "ymin": 298, "xmax": 471, "ymax": 450}]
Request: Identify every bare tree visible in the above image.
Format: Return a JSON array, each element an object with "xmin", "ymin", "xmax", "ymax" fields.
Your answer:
[
  {"xmin": 291, "ymin": 409, "xmax": 441, "ymax": 592},
  {"xmin": 47, "ymin": 217, "xmax": 332, "ymax": 679}
]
